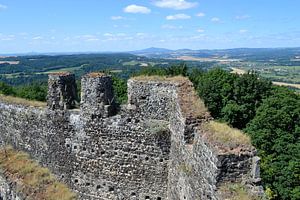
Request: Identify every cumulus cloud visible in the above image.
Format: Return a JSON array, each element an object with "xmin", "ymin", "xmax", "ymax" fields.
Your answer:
[
  {"xmin": 82, "ymin": 35, "xmax": 100, "ymax": 41},
  {"xmin": 239, "ymin": 29, "xmax": 248, "ymax": 34},
  {"xmin": 211, "ymin": 17, "xmax": 220, "ymax": 22},
  {"xmin": 0, "ymin": 34, "xmax": 15, "ymax": 41},
  {"xmin": 153, "ymin": 0, "xmax": 197, "ymax": 10},
  {"xmin": 197, "ymin": 29, "xmax": 205, "ymax": 33},
  {"xmin": 235, "ymin": 15, "xmax": 250, "ymax": 20},
  {"xmin": 0, "ymin": 4, "xmax": 7, "ymax": 10},
  {"xmin": 111, "ymin": 16, "xmax": 125, "ymax": 20},
  {"xmin": 32, "ymin": 36, "xmax": 43, "ymax": 40},
  {"xmin": 166, "ymin": 13, "xmax": 191, "ymax": 20},
  {"xmin": 124, "ymin": 5, "xmax": 151, "ymax": 14},
  {"xmin": 102, "ymin": 33, "xmax": 131, "ymax": 41},
  {"xmin": 196, "ymin": 12, "xmax": 205, "ymax": 17}
]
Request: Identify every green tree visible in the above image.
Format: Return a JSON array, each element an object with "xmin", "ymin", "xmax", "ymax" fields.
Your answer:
[
  {"xmin": 166, "ymin": 63, "xmax": 188, "ymax": 76},
  {"xmin": 15, "ymin": 83, "xmax": 48, "ymax": 101},
  {"xmin": 0, "ymin": 82, "xmax": 15, "ymax": 96},
  {"xmin": 112, "ymin": 76, "xmax": 128, "ymax": 104},
  {"xmin": 245, "ymin": 87, "xmax": 300, "ymax": 199},
  {"xmin": 194, "ymin": 68, "xmax": 236, "ymax": 118}
]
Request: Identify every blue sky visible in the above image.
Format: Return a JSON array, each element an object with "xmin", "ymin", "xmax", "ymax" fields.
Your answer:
[{"xmin": 0, "ymin": 0, "xmax": 299, "ymax": 53}]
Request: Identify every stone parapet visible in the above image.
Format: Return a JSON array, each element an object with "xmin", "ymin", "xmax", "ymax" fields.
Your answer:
[
  {"xmin": 80, "ymin": 73, "xmax": 116, "ymax": 118},
  {"xmin": 47, "ymin": 72, "xmax": 77, "ymax": 110}
]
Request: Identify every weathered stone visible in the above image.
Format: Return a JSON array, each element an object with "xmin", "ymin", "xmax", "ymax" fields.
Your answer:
[
  {"xmin": 81, "ymin": 73, "xmax": 116, "ymax": 118},
  {"xmin": 47, "ymin": 72, "xmax": 77, "ymax": 110},
  {"xmin": 0, "ymin": 75, "xmax": 263, "ymax": 200}
]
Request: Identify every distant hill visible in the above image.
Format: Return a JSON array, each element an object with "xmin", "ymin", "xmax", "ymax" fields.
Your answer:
[{"xmin": 129, "ymin": 47, "xmax": 300, "ymax": 61}]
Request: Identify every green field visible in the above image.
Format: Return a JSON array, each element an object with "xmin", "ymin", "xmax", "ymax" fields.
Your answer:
[
  {"xmin": 36, "ymin": 66, "xmax": 83, "ymax": 74},
  {"xmin": 236, "ymin": 64, "xmax": 300, "ymax": 83}
]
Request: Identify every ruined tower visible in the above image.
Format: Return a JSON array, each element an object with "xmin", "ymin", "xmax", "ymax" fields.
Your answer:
[
  {"xmin": 47, "ymin": 72, "xmax": 77, "ymax": 110},
  {"xmin": 80, "ymin": 72, "xmax": 116, "ymax": 118}
]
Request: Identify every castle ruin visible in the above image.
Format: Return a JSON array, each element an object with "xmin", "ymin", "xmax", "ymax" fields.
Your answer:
[{"xmin": 0, "ymin": 73, "xmax": 263, "ymax": 200}]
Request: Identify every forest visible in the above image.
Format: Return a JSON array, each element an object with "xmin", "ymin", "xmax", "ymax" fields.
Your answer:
[{"xmin": 0, "ymin": 63, "xmax": 299, "ymax": 200}]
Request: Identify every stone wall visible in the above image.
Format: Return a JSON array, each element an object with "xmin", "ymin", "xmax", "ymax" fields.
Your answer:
[
  {"xmin": 0, "ymin": 174, "xmax": 22, "ymax": 200},
  {"xmin": 128, "ymin": 77, "xmax": 263, "ymax": 200},
  {"xmin": 47, "ymin": 72, "xmax": 77, "ymax": 110},
  {"xmin": 81, "ymin": 73, "xmax": 116, "ymax": 118},
  {"xmin": 0, "ymin": 74, "xmax": 262, "ymax": 200},
  {"xmin": 0, "ymin": 103, "xmax": 170, "ymax": 200}
]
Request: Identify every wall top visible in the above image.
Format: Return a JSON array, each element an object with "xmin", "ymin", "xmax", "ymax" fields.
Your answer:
[
  {"xmin": 84, "ymin": 72, "xmax": 109, "ymax": 78},
  {"xmin": 130, "ymin": 75, "xmax": 189, "ymax": 84},
  {"xmin": 129, "ymin": 75, "xmax": 209, "ymax": 119},
  {"xmin": 48, "ymin": 72, "xmax": 73, "ymax": 77}
]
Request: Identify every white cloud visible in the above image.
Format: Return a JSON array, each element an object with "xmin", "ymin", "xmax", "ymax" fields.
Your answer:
[
  {"xmin": 124, "ymin": 5, "xmax": 151, "ymax": 14},
  {"xmin": 102, "ymin": 33, "xmax": 130, "ymax": 41},
  {"xmin": 153, "ymin": 0, "xmax": 197, "ymax": 10},
  {"xmin": 82, "ymin": 35, "xmax": 100, "ymax": 41},
  {"xmin": 104, "ymin": 33, "xmax": 113, "ymax": 37},
  {"xmin": 72, "ymin": 34, "xmax": 101, "ymax": 42},
  {"xmin": 0, "ymin": 34, "xmax": 15, "ymax": 41},
  {"xmin": 162, "ymin": 24, "xmax": 183, "ymax": 29},
  {"xmin": 0, "ymin": 4, "xmax": 7, "ymax": 10},
  {"xmin": 211, "ymin": 17, "xmax": 220, "ymax": 22},
  {"xmin": 32, "ymin": 36, "xmax": 43, "ymax": 40},
  {"xmin": 239, "ymin": 29, "xmax": 248, "ymax": 34},
  {"xmin": 166, "ymin": 13, "xmax": 191, "ymax": 20},
  {"xmin": 235, "ymin": 15, "xmax": 250, "ymax": 20},
  {"xmin": 196, "ymin": 12, "xmax": 205, "ymax": 17},
  {"xmin": 111, "ymin": 16, "xmax": 125, "ymax": 20},
  {"xmin": 197, "ymin": 29, "xmax": 205, "ymax": 33}
]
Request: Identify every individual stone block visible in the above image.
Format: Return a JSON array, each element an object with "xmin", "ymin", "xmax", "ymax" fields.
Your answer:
[{"xmin": 47, "ymin": 72, "xmax": 77, "ymax": 110}]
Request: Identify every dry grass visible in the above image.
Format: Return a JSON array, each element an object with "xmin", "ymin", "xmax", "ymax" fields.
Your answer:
[
  {"xmin": 219, "ymin": 183, "xmax": 262, "ymax": 200},
  {"xmin": 272, "ymin": 81, "xmax": 300, "ymax": 89},
  {"xmin": 177, "ymin": 80, "xmax": 208, "ymax": 118},
  {"xmin": 0, "ymin": 147, "xmax": 76, "ymax": 200},
  {"xmin": 203, "ymin": 121, "xmax": 252, "ymax": 148},
  {"xmin": 0, "ymin": 94, "xmax": 46, "ymax": 107},
  {"xmin": 85, "ymin": 72, "xmax": 107, "ymax": 78},
  {"xmin": 131, "ymin": 75, "xmax": 189, "ymax": 82}
]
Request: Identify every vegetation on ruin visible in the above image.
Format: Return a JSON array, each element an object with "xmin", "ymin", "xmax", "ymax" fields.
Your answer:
[
  {"xmin": 137, "ymin": 65, "xmax": 300, "ymax": 200},
  {"xmin": 203, "ymin": 121, "xmax": 252, "ymax": 149},
  {"xmin": 0, "ymin": 57, "xmax": 299, "ymax": 199},
  {"xmin": 219, "ymin": 183, "xmax": 263, "ymax": 200},
  {"xmin": 191, "ymin": 69, "xmax": 300, "ymax": 200},
  {"xmin": 0, "ymin": 146, "xmax": 76, "ymax": 200}
]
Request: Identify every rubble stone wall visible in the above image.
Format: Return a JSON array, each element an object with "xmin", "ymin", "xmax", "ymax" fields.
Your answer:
[{"xmin": 0, "ymin": 74, "xmax": 262, "ymax": 200}]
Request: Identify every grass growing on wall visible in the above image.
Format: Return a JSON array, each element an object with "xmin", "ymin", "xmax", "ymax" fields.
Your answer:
[
  {"xmin": 203, "ymin": 121, "xmax": 252, "ymax": 149},
  {"xmin": 219, "ymin": 183, "xmax": 263, "ymax": 200},
  {"xmin": 0, "ymin": 146, "xmax": 76, "ymax": 200}
]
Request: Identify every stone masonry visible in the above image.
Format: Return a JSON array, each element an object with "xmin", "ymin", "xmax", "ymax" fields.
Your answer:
[
  {"xmin": 47, "ymin": 72, "xmax": 77, "ymax": 110},
  {"xmin": 0, "ymin": 73, "xmax": 263, "ymax": 200}
]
